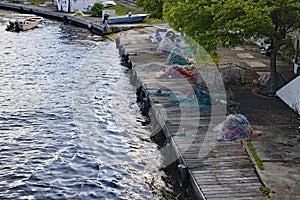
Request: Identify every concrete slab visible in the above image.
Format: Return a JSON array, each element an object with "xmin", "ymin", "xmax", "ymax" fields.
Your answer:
[
  {"xmin": 237, "ymin": 53, "xmax": 254, "ymax": 58},
  {"xmin": 232, "ymin": 46, "xmax": 244, "ymax": 51},
  {"xmin": 258, "ymin": 162, "xmax": 300, "ymax": 200},
  {"xmin": 247, "ymin": 61, "xmax": 267, "ymax": 68}
]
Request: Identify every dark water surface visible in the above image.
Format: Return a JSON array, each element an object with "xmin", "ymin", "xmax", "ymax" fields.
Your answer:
[{"xmin": 0, "ymin": 13, "xmax": 173, "ymax": 199}]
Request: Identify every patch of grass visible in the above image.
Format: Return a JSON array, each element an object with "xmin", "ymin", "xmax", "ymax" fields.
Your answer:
[
  {"xmin": 24, "ymin": 0, "xmax": 48, "ymax": 4},
  {"xmin": 260, "ymin": 185, "xmax": 274, "ymax": 200},
  {"xmin": 143, "ymin": 17, "xmax": 166, "ymax": 24},
  {"xmin": 105, "ymin": 5, "xmax": 141, "ymax": 15},
  {"xmin": 247, "ymin": 141, "xmax": 264, "ymax": 170}
]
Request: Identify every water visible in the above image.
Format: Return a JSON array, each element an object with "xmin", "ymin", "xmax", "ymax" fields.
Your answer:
[{"xmin": 0, "ymin": 13, "xmax": 175, "ymax": 199}]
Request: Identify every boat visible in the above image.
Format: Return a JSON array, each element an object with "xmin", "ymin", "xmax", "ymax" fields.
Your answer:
[
  {"xmin": 101, "ymin": 0, "xmax": 117, "ymax": 7},
  {"xmin": 6, "ymin": 17, "xmax": 43, "ymax": 32},
  {"xmin": 102, "ymin": 12, "xmax": 148, "ymax": 24}
]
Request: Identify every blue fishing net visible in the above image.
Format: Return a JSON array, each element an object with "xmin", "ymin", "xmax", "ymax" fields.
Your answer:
[
  {"xmin": 168, "ymin": 87, "xmax": 211, "ymax": 110},
  {"xmin": 167, "ymin": 47, "xmax": 190, "ymax": 65}
]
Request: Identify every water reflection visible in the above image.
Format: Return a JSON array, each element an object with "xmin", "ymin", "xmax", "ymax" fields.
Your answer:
[{"xmin": 0, "ymin": 13, "xmax": 175, "ymax": 199}]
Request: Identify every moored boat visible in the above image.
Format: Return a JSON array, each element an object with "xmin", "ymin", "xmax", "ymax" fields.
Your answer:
[
  {"xmin": 102, "ymin": 12, "xmax": 148, "ymax": 24},
  {"xmin": 6, "ymin": 17, "xmax": 43, "ymax": 32}
]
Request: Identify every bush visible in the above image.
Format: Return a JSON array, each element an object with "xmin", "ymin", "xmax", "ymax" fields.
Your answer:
[{"xmin": 90, "ymin": 2, "xmax": 104, "ymax": 17}]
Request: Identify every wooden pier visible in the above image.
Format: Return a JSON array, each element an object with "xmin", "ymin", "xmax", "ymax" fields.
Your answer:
[{"xmin": 117, "ymin": 27, "xmax": 267, "ymax": 199}]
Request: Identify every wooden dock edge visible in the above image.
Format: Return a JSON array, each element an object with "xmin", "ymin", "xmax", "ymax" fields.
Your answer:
[{"xmin": 121, "ymin": 42, "xmax": 207, "ymax": 200}]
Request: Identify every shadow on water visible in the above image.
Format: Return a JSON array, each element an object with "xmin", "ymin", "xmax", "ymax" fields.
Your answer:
[{"xmin": 0, "ymin": 13, "xmax": 183, "ymax": 199}]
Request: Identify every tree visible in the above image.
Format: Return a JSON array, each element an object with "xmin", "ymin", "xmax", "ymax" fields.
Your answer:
[
  {"xmin": 163, "ymin": 0, "xmax": 300, "ymax": 94},
  {"xmin": 90, "ymin": 2, "xmax": 104, "ymax": 17},
  {"xmin": 136, "ymin": 0, "xmax": 163, "ymax": 19}
]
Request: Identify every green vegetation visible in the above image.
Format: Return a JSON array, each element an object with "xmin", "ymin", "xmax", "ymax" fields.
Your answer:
[
  {"xmin": 143, "ymin": 17, "xmax": 166, "ymax": 24},
  {"xmin": 90, "ymin": 2, "xmax": 104, "ymax": 17},
  {"xmin": 136, "ymin": 0, "xmax": 163, "ymax": 19},
  {"xmin": 260, "ymin": 185, "xmax": 274, "ymax": 200},
  {"xmin": 247, "ymin": 141, "xmax": 264, "ymax": 170},
  {"xmin": 106, "ymin": 5, "xmax": 141, "ymax": 15},
  {"xmin": 8, "ymin": 0, "xmax": 48, "ymax": 4}
]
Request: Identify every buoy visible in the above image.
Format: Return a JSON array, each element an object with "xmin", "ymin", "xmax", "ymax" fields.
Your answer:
[{"xmin": 178, "ymin": 164, "xmax": 189, "ymax": 189}]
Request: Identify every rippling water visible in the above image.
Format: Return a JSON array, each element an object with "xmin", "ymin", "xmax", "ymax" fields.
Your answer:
[{"xmin": 0, "ymin": 13, "xmax": 174, "ymax": 199}]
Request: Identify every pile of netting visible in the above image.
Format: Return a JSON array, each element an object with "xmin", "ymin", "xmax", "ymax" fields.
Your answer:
[
  {"xmin": 214, "ymin": 114, "xmax": 255, "ymax": 141},
  {"xmin": 149, "ymin": 30, "xmax": 166, "ymax": 43},
  {"xmin": 157, "ymin": 31, "xmax": 177, "ymax": 54},
  {"xmin": 169, "ymin": 87, "xmax": 211, "ymax": 110},
  {"xmin": 155, "ymin": 65, "xmax": 196, "ymax": 79},
  {"xmin": 167, "ymin": 47, "xmax": 191, "ymax": 65}
]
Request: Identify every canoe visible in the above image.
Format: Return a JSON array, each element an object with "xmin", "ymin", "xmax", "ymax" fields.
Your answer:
[
  {"xmin": 6, "ymin": 17, "xmax": 43, "ymax": 32},
  {"xmin": 103, "ymin": 13, "xmax": 148, "ymax": 24}
]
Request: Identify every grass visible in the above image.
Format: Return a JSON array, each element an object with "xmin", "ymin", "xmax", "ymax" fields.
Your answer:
[
  {"xmin": 247, "ymin": 141, "xmax": 264, "ymax": 170},
  {"xmin": 143, "ymin": 17, "xmax": 167, "ymax": 24},
  {"xmin": 17, "ymin": 0, "xmax": 49, "ymax": 4},
  {"xmin": 105, "ymin": 5, "xmax": 141, "ymax": 15},
  {"xmin": 260, "ymin": 185, "xmax": 274, "ymax": 200}
]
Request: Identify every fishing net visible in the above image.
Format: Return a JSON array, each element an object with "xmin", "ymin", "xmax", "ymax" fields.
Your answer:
[
  {"xmin": 155, "ymin": 65, "xmax": 196, "ymax": 79},
  {"xmin": 149, "ymin": 30, "xmax": 166, "ymax": 43},
  {"xmin": 168, "ymin": 87, "xmax": 211, "ymax": 110},
  {"xmin": 157, "ymin": 31, "xmax": 177, "ymax": 54},
  {"xmin": 167, "ymin": 47, "xmax": 191, "ymax": 65},
  {"xmin": 220, "ymin": 64, "xmax": 247, "ymax": 85},
  {"xmin": 214, "ymin": 114, "xmax": 254, "ymax": 141},
  {"xmin": 157, "ymin": 37, "xmax": 176, "ymax": 54}
]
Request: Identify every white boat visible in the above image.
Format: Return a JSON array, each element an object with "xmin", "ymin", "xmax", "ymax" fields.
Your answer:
[
  {"xmin": 6, "ymin": 17, "xmax": 43, "ymax": 32},
  {"xmin": 102, "ymin": 0, "xmax": 116, "ymax": 7},
  {"xmin": 102, "ymin": 10, "xmax": 148, "ymax": 24}
]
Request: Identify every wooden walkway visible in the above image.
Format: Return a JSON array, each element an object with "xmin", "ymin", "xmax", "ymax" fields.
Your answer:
[{"xmin": 117, "ymin": 27, "xmax": 266, "ymax": 199}]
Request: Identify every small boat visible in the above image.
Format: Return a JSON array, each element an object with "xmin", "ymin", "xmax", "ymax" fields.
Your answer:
[
  {"xmin": 101, "ymin": 0, "xmax": 117, "ymax": 7},
  {"xmin": 103, "ymin": 12, "xmax": 148, "ymax": 24},
  {"xmin": 6, "ymin": 17, "xmax": 43, "ymax": 32}
]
